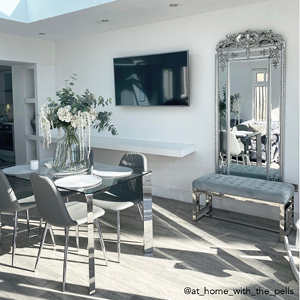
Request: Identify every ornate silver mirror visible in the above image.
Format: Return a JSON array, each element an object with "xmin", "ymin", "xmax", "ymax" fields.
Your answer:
[{"xmin": 215, "ymin": 30, "xmax": 285, "ymax": 181}]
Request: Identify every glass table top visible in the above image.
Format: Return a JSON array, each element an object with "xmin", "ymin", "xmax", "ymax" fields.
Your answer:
[{"xmin": 4, "ymin": 159, "xmax": 151, "ymax": 195}]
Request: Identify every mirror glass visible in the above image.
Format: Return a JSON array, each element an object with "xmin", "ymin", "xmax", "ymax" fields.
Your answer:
[{"xmin": 215, "ymin": 30, "xmax": 285, "ymax": 181}]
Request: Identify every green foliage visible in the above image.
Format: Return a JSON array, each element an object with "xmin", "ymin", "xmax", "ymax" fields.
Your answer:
[
  {"xmin": 219, "ymin": 85, "xmax": 241, "ymax": 120},
  {"xmin": 93, "ymin": 111, "xmax": 117, "ymax": 135},
  {"xmin": 46, "ymin": 74, "xmax": 117, "ymax": 135}
]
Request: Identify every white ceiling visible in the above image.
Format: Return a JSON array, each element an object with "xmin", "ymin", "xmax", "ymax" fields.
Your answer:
[{"xmin": 0, "ymin": 0, "xmax": 270, "ymax": 41}]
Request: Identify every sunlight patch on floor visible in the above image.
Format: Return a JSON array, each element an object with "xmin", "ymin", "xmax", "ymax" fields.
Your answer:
[
  {"xmin": 152, "ymin": 202, "xmax": 282, "ymax": 281},
  {"xmin": 19, "ymin": 282, "xmax": 104, "ymax": 299},
  {"xmin": 240, "ymin": 255, "xmax": 272, "ymax": 261}
]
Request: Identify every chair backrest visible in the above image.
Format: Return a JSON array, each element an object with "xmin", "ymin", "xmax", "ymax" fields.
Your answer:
[
  {"xmin": 30, "ymin": 173, "xmax": 77, "ymax": 228},
  {"xmin": 220, "ymin": 131, "xmax": 242, "ymax": 156},
  {"xmin": 0, "ymin": 170, "xmax": 21, "ymax": 213},
  {"xmin": 110, "ymin": 152, "xmax": 147, "ymax": 201},
  {"xmin": 229, "ymin": 132, "xmax": 243, "ymax": 156},
  {"xmin": 119, "ymin": 152, "xmax": 147, "ymax": 171}
]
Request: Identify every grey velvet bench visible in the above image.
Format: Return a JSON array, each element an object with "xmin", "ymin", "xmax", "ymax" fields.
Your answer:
[{"xmin": 192, "ymin": 173, "xmax": 295, "ymax": 242}]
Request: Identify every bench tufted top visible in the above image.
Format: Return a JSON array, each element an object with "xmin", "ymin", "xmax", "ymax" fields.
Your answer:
[
  {"xmin": 192, "ymin": 173, "xmax": 294, "ymax": 204},
  {"xmin": 221, "ymin": 164, "xmax": 280, "ymax": 180}
]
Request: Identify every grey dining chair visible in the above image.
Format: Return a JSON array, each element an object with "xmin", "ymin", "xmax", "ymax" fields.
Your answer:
[
  {"xmin": 47, "ymin": 150, "xmax": 94, "ymax": 243},
  {"xmin": 93, "ymin": 152, "xmax": 147, "ymax": 262},
  {"xmin": 30, "ymin": 173, "xmax": 108, "ymax": 292},
  {"xmin": 0, "ymin": 170, "xmax": 36, "ymax": 266}
]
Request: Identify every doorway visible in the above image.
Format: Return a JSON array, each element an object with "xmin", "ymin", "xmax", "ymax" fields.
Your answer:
[{"xmin": 0, "ymin": 65, "xmax": 14, "ymax": 167}]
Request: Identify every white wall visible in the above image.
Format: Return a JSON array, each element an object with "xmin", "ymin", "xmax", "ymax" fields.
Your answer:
[
  {"xmin": 0, "ymin": 33, "xmax": 55, "ymax": 163},
  {"xmin": 54, "ymin": 0, "xmax": 299, "ymax": 218},
  {"xmin": 0, "ymin": 32, "xmax": 54, "ymax": 65}
]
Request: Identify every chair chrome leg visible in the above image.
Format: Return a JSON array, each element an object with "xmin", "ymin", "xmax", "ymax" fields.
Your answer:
[
  {"xmin": 117, "ymin": 211, "xmax": 121, "ymax": 263},
  {"xmin": 75, "ymin": 225, "xmax": 79, "ymax": 251},
  {"xmin": 62, "ymin": 227, "xmax": 69, "ymax": 292},
  {"xmin": 12, "ymin": 211, "xmax": 18, "ymax": 266},
  {"xmin": 39, "ymin": 218, "xmax": 42, "ymax": 235},
  {"xmin": 35, "ymin": 223, "xmax": 49, "ymax": 270},
  {"xmin": 26, "ymin": 209, "xmax": 30, "ymax": 237},
  {"xmin": 296, "ymin": 224, "xmax": 299, "ymax": 249},
  {"xmin": 49, "ymin": 225, "xmax": 56, "ymax": 247},
  {"xmin": 0, "ymin": 213, "xmax": 2, "ymax": 246},
  {"xmin": 137, "ymin": 203, "xmax": 144, "ymax": 221},
  {"xmin": 95, "ymin": 219, "xmax": 108, "ymax": 266}
]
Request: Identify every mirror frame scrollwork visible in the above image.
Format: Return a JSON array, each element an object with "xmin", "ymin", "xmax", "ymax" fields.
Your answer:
[{"xmin": 215, "ymin": 30, "xmax": 285, "ymax": 181}]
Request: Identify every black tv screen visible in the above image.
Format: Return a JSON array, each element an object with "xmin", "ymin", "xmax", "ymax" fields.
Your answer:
[{"xmin": 114, "ymin": 51, "xmax": 189, "ymax": 106}]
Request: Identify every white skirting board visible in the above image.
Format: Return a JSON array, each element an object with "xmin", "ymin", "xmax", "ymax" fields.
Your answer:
[{"xmin": 152, "ymin": 185, "xmax": 280, "ymax": 221}]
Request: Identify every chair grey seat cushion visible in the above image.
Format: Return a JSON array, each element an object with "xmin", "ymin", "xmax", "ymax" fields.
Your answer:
[
  {"xmin": 17, "ymin": 196, "xmax": 36, "ymax": 211},
  {"xmin": 93, "ymin": 192, "xmax": 138, "ymax": 211},
  {"xmin": 14, "ymin": 190, "xmax": 36, "ymax": 211},
  {"xmin": 192, "ymin": 173, "xmax": 294, "ymax": 204},
  {"xmin": 66, "ymin": 202, "xmax": 105, "ymax": 226},
  {"xmin": 0, "ymin": 170, "xmax": 36, "ymax": 213},
  {"xmin": 1, "ymin": 195, "xmax": 36, "ymax": 213}
]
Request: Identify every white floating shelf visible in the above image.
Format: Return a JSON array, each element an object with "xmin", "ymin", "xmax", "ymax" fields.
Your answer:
[
  {"xmin": 26, "ymin": 134, "xmax": 37, "ymax": 141},
  {"xmin": 91, "ymin": 137, "xmax": 196, "ymax": 157},
  {"xmin": 38, "ymin": 136, "xmax": 196, "ymax": 158},
  {"xmin": 24, "ymin": 98, "xmax": 36, "ymax": 104}
]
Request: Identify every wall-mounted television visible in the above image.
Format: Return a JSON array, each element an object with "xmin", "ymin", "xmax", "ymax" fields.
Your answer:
[{"xmin": 114, "ymin": 51, "xmax": 189, "ymax": 106}]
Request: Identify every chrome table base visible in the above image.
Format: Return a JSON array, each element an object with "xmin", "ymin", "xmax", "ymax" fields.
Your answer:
[
  {"xmin": 85, "ymin": 172, "xmax": 153, "ymax": 294},
  {"xmin": 85, "ymin": 193, "xmax": 95, "ymax": 295},
  {"xmin": 143, "ymin": 173, "xmax": 153, "ymax": 254}
]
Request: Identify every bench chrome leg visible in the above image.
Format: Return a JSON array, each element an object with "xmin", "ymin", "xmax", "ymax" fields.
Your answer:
[
  {"xmin": 193, "ymin": 190, "xmax": 211, "ymax": 221},
  {"xmin": 192, "ymin": 190, "xmax": 199, "ymax": 221},
  {"xmin": 279, "ymin": 203, "xmax": 285, "ymax": 243},
  {"xmin": 193, "ymin": 188, "xmax": 295, "ymax": 244},
  {"xmin": 208, "ymin": 193, "xmax": 212, "ymax": 212},
  {"xmin": 285, "ymin": 197, "xmax": 295, "ymax": 237}
]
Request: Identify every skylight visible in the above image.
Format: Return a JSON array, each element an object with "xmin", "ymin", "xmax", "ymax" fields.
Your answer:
[
  {"xmin": 0, "ymin": 0, "xmax": 116, "ymax": 23},
  {"xmin": 0, "ymin": 0, "xmax": 21, "ymax": 16}
]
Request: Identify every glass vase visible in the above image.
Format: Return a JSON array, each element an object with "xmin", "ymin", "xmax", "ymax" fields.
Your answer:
[{"xmin": 53, "ymin": 127, "xmax": 89, "ymax": 173}]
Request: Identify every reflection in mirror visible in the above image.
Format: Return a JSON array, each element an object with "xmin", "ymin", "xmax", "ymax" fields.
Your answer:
[
  {"xmin": 229, "ymin": 60, "xmax": 267, "ymax": 179},
  {"xmin": 215, "ymin": 30, "xmax": 285, "ymax": 181},
  {"xmin": 218, "ymin": 63, "xmax": 228, "ymax": 172}
]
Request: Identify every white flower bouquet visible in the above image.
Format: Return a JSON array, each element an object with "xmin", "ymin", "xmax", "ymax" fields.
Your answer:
[{"xmin": 40, "ymin": 74, "xmax": 117, "ymax": 172}]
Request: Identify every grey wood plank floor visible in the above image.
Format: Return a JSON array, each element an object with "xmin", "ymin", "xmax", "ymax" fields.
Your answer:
[{"xmin": 0, "ymin": 179, "xmax": 298, "ymax": 300}]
